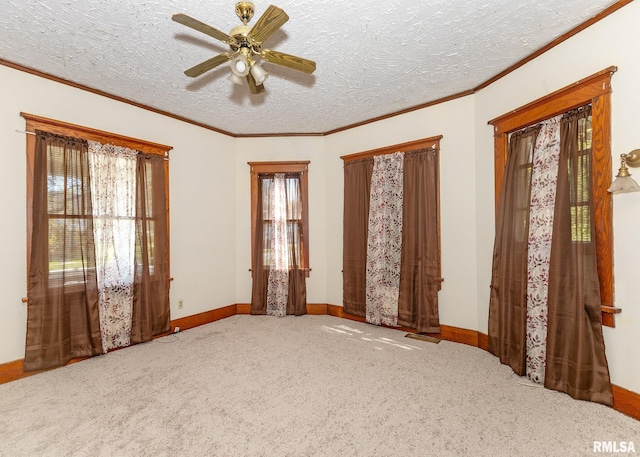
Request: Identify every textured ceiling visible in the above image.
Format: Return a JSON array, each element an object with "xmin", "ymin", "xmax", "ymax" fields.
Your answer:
[{"xmin": 0, "ymin": 0, "xmax": 621, "ymax": 135}]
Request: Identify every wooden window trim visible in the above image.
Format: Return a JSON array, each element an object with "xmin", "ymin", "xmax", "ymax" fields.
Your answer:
[
  {"xmin": 340, "ymin": 136, "xmax": 444, "ymax": 289},
  {"xmin": 488, "ymin": 66, "xmax": 619, "ymax": 327},
  {"xmin": 21, "ymin": 112, "xmax": 173, "ymax": 293},
  {"xmin": 248, "ymin": 161, "xmax": 310, "ymax": 277},
  {"xmin": 340, "ymin": 136, "xmax": 443, "ymax": 162}
]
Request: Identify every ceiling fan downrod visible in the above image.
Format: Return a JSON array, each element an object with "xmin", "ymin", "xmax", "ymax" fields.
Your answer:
[{"xmin": 235, "ymin": 2, "xmax": 255, "ymax": 25}]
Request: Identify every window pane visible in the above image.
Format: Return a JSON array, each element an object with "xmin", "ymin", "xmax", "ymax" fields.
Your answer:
[
  {"xmin": 569, "ymin": 113, "xmax": 593, "ymax": 243},
  {"xmin": 262, "ymin": 178, "xmax": 273, "ymax": 220},
  {"xmin": 578, "ymin": 116, "xmax": 592, "ymax": 151},
  {"xmin": 144, "ymin": 163, "xmax": 155, "ymax": 218},
  {"xmin": 260, "ymin": 174, "xmax": 303, "ymax": 268},
  {"xmin": 571, "ymin": 205, "xmax": 592, "ymax": 242},
  {"xmin": 47, "ymin": 143, "xmax": 91, "ymax": 216},
  {"xmin": 48, "ymin": 217, "xmax": 92, "ymax": 287}
]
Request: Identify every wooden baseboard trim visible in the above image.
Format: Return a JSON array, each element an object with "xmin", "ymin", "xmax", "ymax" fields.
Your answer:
[
  {"xmin": 478, "ymin": 332, "xmax": 489, "ymax": 351},
  {"xmin": 0, "ymin": 359, "xmax": 30, "ymax": 385},
  {"xmin": 326, "ymin": 305, "xmax": 480, "ymax": 346},
  {"xmin": 1, "ymin": 303, "xmax": 638, "ymax": 421},
  {"xmin": 0, "ymin": 305, "xmax": 239, "ymax": 385},
  {"xmin": 0, "ymin": 354, "xmax": 90, "ymax": 385},
  {"xmin": 612, "ymin": 385, "xmax": 640, "ymax": 420},
  {"xmin": 171, "ymin": 304, "xmax": 237, "ymax": 331},
  {"xmin": 236, "ymin": 303, "xmax": 328, "ymax": 315}
]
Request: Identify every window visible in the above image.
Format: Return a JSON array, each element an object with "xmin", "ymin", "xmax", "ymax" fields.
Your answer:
[
  {"xmin": 43, "ymin": 135, "xmax": 94, "ymax": 288},
  {"xmin": 23, "ymin": 113, "xmax": 172, "ymax": 283},
  {"xmin": 340, "ymin": 136, "xmax": 442, "ymax": 333},
  {"xmin": 22, "ymin": 112, "xmax": 172, "ymax": 370},
  {"xmin": 488, "ymin": 67, "xmax": 618, "ymax": 327},
  {"xmin": 248, "ymin": 161, "xmax": 310, "ymax": 275},
  {"xmin": 570, "ymin": 114, "xmax": 593, "ymax": 242}
]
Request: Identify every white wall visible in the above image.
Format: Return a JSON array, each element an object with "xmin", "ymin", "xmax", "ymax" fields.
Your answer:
[
  {"xmin": 474, "ymin": 0, "xmax": 640, "ymax": 393},
  {"xmin": 0, "ymin": 1, "xmax": 637, "ymax": 396}
]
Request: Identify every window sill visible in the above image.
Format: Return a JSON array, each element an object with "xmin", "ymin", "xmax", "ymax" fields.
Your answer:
[{"xmin": 602, "ymin": 306, "xmax": 622, "ymax": 328}]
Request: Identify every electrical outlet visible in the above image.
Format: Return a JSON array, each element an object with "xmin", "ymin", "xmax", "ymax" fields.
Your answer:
[{"xmin": 178, "ymin": 299, "xmax": 184, "ymax": 309}]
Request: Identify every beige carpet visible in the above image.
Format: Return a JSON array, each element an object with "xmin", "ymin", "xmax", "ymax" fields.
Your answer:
[{"xmin": 0, "ymin": 315, "xmax": 637, "ymax": 456}]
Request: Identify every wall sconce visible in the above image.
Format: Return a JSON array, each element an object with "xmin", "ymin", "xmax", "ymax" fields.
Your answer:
[{"xmin": 608, "ymin": 149, "xmax": 640, "ymax": 194}]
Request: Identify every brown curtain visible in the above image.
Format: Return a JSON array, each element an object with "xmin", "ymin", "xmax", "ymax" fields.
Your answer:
[
  {"xmin": 130, "ymin": 154, "xmax": 171, "ymax": 343},
  {"xmin": 397, "ymin": 148, "xmax": 440, "ymax": 333},
  {"xmin": 251, "ymin": 174, "xmax": 306, "ymax": 315},
  {"xmin": 251, "ymin": 176, "xmax": 268, "ymax": 314},
  {"xmin": 342, "ymin": 158, "xmax": 374, "ymax": 316},
  {"xmin": 488, "ymin": 126, "xmax": 540, "ymax": 374},
  {"xmin": 25, "ymin": 131, "xmax": 103, "ymax": 371},
  {"xmin": 545, "ymin": 108, "xmax": 613, "ymax": 405}
]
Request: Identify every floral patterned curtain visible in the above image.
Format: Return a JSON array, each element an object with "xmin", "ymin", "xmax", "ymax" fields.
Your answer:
[
  {"xmin": 366, "ymin": 152, "xmax": 404, "ymax": 326},
  {"xmin": 525, "ymin": 116, "xmax": 561, "ymax": 383},
  {"xmin": 88, "ymin": 141, "xmax": 137, "ymax": 352},
  {"xmin": 266, "ymin": 173, "xmax": 289, "ymax": 317}
]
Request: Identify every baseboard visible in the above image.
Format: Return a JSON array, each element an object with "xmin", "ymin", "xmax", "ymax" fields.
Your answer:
[
  {"xmin": 1, "ymin": 302, "xmax": 638, "ymax": 421},
  {"xmin": 236, "ymin": 303, "xmax": 328, "ymax": 315},
  {"xmin": 0, "ymin": 304, "xmax": 240, "ymax": 385},
  {"xmin": 0, "ymin": 359, "xmax": 29, "ymax": 385},
  {"xmin": 478, "ymin": 332, "xmax": 489, "ymax": 351},
  {"xmin": 171, "ymin": 304, "xmax": 237, "ymax": 331},
  {"xmin": 612, "ymin": 385, "xmax": 640, "ymax": 420},
  {"xmin": 325, "ymin": 304, "xmax": 480, "ymax": 347},
  {"xmin": 0, "ymin": 354, "xmax": 89, "ymax": 385}
]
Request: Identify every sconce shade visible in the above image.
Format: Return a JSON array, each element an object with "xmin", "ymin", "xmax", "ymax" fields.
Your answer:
[
  {"xmin": 608, "ymin": 175, "xmax": 640, "ymax": 193},
  {"xmin": 608, "ymin": 150, "xmax": 640, "ymax": 194}
]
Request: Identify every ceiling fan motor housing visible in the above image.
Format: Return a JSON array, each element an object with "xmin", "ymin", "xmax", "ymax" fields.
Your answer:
[
  {"xmin": 229, "ymin": 25, "xmax": 259, "ymax": 54},
  {"xmin": 235, "ymin": 2, "xmax": 255, "ymax": 24}
]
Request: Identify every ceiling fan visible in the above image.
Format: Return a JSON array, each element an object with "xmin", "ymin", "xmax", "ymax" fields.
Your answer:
[{"xmin": 172, "ymin": 2, "xmax": 316, "ymax": 94}]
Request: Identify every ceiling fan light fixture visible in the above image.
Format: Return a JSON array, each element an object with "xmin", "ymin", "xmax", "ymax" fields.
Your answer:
[
  {"xmin": 250, "ymin": 61, "xmax": 269, "ymax": 85},
  {"xmin": 173, "ymin": 4, "xmax": 316, "ymax": 94},
  {"xmin": 227, "ymin": 72, "xmax": 245, "ymax": 85},
  {"xmin": 231, "ymin": 54, "xmax": 250, "ymax": 77}
]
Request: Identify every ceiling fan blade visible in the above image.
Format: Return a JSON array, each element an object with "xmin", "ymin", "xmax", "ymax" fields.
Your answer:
[
  {"xmin": 184, "ymin": 53, "xmax": 233, "ymax": 77},
  {"xmin": 172, "ymin": 13, "xmax": 231, "ymax": 44},
  {"xmin": 261, "ymin": 49, "xmax": 316, "ymax": 74},
  {"xmin": 247, "ymin": 73, "xmax": 265, "ymax": 95},
  {"xmin": 249, "ymin": 5, "xmax": 289, "ymax": 44}
]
